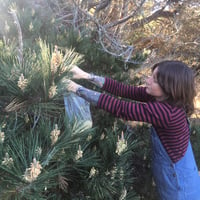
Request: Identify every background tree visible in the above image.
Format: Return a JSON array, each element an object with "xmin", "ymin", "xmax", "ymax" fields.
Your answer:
[{"xmin": 49, "ymin": 0, "xmax": 200, "ymax": 67}]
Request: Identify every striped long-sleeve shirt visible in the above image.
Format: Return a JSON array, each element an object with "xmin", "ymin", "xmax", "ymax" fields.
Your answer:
[{"xmin": 97, "ymin": 78, "xmax": 190, "ymax": 163}]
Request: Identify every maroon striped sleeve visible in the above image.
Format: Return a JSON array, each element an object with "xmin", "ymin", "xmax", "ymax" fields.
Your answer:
[
  {"xmin": 102, "ymin": 77, "xmax": 154, "ymax": 102},
  {"xmin": 97, "ymin": 93, "xmax": 169, "ymax": 127}
]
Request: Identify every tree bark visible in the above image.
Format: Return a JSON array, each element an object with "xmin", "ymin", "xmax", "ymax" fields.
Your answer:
[{"xmin": 132, "ymin": 9, "xmax": 177, "ymax": 29}]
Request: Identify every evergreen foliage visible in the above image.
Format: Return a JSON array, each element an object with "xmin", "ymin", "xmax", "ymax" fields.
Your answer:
[
  {"xmin": 0, "ymin": 39, "xmax": 83, "ymax": 119},
  {"xmin": 0, "ymin": 36, "xmax": 140, "ymax": 199},
  {"xmin": 0, "ymin": 109, "xmax": 140, "ymax": 199}
]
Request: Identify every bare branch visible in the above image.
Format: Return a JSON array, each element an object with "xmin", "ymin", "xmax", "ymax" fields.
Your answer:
[
  {"xmin": 95, "ymin": 0, "xmax": 111, "ymax": 13},
  {"xmin": 105, "ymin": 0, "xmax": 146, "ymax": 28},
  {"xmin": 132, "ymin": 9, "xmax": 176, "ymax": 29}
]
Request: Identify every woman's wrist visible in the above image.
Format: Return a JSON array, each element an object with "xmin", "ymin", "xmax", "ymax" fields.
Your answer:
[
  {"xmin": 76, "ymin": 86, "xmax": 101, "ymax": 106},
  {"xmin": 88, "ymin": 73, "xmax": 105, "ymax": 88}
]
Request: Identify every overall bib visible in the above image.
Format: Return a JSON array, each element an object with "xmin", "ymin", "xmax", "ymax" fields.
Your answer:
[{"xmin": 151, "ymin": 127, "xmax": 200, "ymax": 200}]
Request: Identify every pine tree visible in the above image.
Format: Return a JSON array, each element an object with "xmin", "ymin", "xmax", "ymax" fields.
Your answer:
[{"xmin": 0, "ymin": 32, "xmax": 142, "ymax": 199}]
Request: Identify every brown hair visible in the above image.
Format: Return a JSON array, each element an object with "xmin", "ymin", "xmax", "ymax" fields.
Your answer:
[{"xmin": 152, "ymin": 60, "xmax": 196, "ymax": 116}]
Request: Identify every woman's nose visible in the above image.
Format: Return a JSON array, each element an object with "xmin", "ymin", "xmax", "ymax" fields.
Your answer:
[{"xmin": 140, "ymin": 74, "xmax": 150, "ymax": 85}]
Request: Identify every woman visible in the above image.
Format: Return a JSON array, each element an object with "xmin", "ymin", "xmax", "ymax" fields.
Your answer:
[{"xmin": 67, "ymin": 60, "xmax": 200, "ymax": 199}]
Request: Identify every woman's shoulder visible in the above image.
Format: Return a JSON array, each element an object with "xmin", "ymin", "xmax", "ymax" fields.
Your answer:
[
  {"xmin": 147, "ymin": 101, "xmax": 186, "ymax": 127},
  {"xmin": 147, "ymin": 101, "xmax": 185, "ymax": 117}
]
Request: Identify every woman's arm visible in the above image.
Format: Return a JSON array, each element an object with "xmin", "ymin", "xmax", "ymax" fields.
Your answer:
[
  {"xmin": 97, "ymin": 93, "xmax": 169, "ymax": 128},
  {"xmin": 102, "ymin": 77, "xmax": 154, "ymax": 102},
  {"xmin": 69, "ymin": 66, "xmax": 105, "ymax": 88},
  {"xmin": 69, "ymin": 66, "xmax": 154, "ymax": 102},
  {"xmin": 66, "ymin": 81, "xmax": 168, "ymax": 128},
  {"xmin": 66, "ymin": 80, "xmax": 101, "ymax": 106}
]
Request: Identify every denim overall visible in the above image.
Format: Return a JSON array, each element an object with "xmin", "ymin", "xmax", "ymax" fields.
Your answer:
[{"xmin": 151, "ymin": 127, "xmax": 200, "ymax": 200}]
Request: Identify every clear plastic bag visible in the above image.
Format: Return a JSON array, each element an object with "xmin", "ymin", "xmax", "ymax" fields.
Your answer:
[{"xmin": 64, "ymin": 92, "xmax": 92, "ymax": 133}]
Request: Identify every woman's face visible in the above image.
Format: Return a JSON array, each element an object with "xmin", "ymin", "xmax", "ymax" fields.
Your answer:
[{"xmin": 145, "ymin": 67, "xmax": 166, "ymax": 101}]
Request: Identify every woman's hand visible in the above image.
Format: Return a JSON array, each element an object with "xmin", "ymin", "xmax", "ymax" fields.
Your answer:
[
  {"xmin": 66, "ymin": 80, "xmax": 81, "ymax": 93},
  {"xmin": 70, "ymin": 65, "xmax": 90, "ymax": 79}
]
